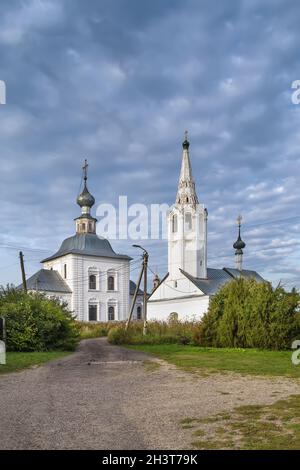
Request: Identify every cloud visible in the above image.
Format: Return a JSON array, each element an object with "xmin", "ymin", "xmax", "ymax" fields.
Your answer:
[
  {"xmin": 0, "ymin": 0, "xmax": 300, "ymax": 289},
  {"xmin": 0, "ymin": 0, "xmax": 63, "ymax": 45}
]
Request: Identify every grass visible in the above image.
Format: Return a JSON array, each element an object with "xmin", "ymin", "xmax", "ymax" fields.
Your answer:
[
  {"xmin": 0, "ymin": 351, "xmax": 71, "ymax": 375},
  {"xmin": 78, "ymin": 322, "xmax": 116, "ymax": 339},
  {"xmin": 126, "ymin": 344, "xmax": 300, "ymax": 378},
  {"xmin": 188, "ymin": 394, "xmax": 300, "ymax": 450}
]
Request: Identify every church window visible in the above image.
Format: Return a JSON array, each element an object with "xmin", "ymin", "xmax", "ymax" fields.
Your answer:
[
  {"xmin": 89, "ymin": 304, "xmax": 97, "ymax": 321},
  {"xmin": 88, "ymin": 222, "xmax": 93, "ymax": 232},
  {"xmin": 108, "ymin": 306, "xmax": 115, "ymax": 321},
  {"xmin": 89, "ymin": 274, "xmax": 96, "ymax": 290},
  {"xmin": 64, "ymin": 264, "xmax": 67, "ymax": 279},
  {"xmin": 137, "ymin": 306, "xmax": 142, "ymax": 320},
  {"xmin": 174, "ymin": 280, "xmax": 178, "ymax": 288},
  {"xmin": 82, "ymin": 223, "xmax": 86, "ymax": 231},
  {"xmin": 107, "ymin": 276, "xmax": 115, "ymax": 291},
  {"xmin": 172, "ymin": 214, "xmax": 178, "ymax": 233},
  {"xmin": 185, "ymin": 212, "xmax": 192, "ymax": 231}
]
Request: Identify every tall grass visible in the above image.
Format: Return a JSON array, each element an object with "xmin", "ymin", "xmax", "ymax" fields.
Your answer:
[
  {"xmin": 78, "ymin": 320, "xmax": 203, "ymax": 345},
  {"xmin": 78, "ymin": 322, "xmax": 122, "ymax": 339},
  {"xmin": 107, "ymin": 320, "xmax": 202, "ymax": 345}
]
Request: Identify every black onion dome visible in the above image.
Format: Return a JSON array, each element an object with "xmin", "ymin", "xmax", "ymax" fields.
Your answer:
[
  {"xmin": 233, "ymin": 232, "xmax": 246, "ymax": 250},
  {"xmin": 182, "ymin": 138, "xmax": 190, "ymax": 150},
  {"xmin": 76, "ymin": 184, "xmax": 95, "ymax": 208}
]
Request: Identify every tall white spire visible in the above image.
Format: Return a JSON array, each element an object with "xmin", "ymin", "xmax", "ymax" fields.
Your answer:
[
  {"xmin": 176, "ymin": 131, "xmax": 199, "ymax": 207},
  {"xmin": 168, "ymin": 132, "xmax": 208, "ymax": 279}
]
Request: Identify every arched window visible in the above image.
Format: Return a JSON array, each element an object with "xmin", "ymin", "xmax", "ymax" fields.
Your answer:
[
  {"xmin": 89, "ymin": 274, "xmax": 96, "ymax": 290},
  {"xmin": 185, "ymin": 212, "xmax": 192, "ymax": 231},
  {"xmin": 107, "ymin": 276, "xmax": 115, "ymax": 291},
  {"xmin": 108, "ymin": 306, "xmax": 115, "ymax": 321},
  {"xmin": 137, "ymin": 306, "xmax": 142, "ymax": 320},
  {"xmin": 89, "ymin": 304, "xmax": 97, "ymax": 321},
  {"xmin": 82, "ymin": 223, "xmax": 86, "ymax": 231},
  {"xmin": 172, "ymin": 214, "xmax": 178, "ymax": 233},
  {"xmin": 64, "ymin": 264, "xmax": 67, "ymax": 279}
]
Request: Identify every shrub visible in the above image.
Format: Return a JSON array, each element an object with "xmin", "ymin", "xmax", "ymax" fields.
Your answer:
[
  {"xmin": 78, "ymin": 322, "xmax": 121, "ymax": 339},
  {"xmin": 107, "ymin": 326, "xmax": 133, "ymax": 345},
  {"xmin": 199, "ymin": 278, "xmax": 300, "ymax": 350},
  {"xmin": 0, "ymin": 286, "xmax": 79, "ymax": 351},
  {"xmin": 107, "ymin": 319, "xmax": 202, "ymax": 345}
]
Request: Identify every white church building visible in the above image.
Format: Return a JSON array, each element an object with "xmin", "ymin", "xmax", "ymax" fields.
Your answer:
[
  {"xmin": 147, "ymin": 134, "xmax": 264, "ymax": 322},
  {"xmin": 24, "ymin": 162, "xmax": 144, "ymax": 322}
]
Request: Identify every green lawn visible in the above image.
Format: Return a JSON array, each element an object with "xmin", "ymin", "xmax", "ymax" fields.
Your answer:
[
  {"xmin": 0, "ymin": 351, "xmax": 71, "ymax": 375},
  {"xmin": 127, "ymin": 344, "xmax": 300, "ymax": 378}
]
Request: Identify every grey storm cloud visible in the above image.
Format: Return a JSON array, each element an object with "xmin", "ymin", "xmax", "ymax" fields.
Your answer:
[{"xmin": 0, "ymin": 0, "xmax": 299, "ymax": 289}]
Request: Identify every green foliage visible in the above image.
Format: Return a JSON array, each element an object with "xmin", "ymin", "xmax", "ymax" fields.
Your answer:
[
  {"xmin": 107, "ymin": 326, "xmax": 133, "ymax": 345},
  {"xmin": 78, "ymin": 321, "xmax": 118, "ymax": 339},
  {"xmin": 0, "ymin": 286, "xmax": 79, "ymax": 351},
  {"xmin": 200, "ymin": 278, "xmax": 300, "ymax": 350},
  {"xmin": 107, "ymin": 319, "xmax": 201, "ymax": 345}
]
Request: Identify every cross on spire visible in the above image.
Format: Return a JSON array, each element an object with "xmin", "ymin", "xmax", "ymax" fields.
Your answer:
[
  {"xmin": 83, "ymin": 159, "xmax": 88, "ymax": 182},
  {"xmin": 237, "ymin": 214, "xmax": 242, "ymax": 227}
]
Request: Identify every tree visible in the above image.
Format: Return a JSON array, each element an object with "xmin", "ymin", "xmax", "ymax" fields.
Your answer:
[{"xmin": 200, "ymin": 278, "xmax": 300, "ymax": 350}]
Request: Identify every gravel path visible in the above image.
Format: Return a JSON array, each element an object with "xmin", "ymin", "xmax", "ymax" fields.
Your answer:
[{"xmin": 0, "ymin": 338, "xmax": 298, "ymax": 450}]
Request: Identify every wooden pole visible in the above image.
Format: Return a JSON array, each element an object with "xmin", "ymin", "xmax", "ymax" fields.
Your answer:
[
  {"xmin": 143, "ymin": 252, "xmax": 148, "ymax": 336},
  {"xmin": 19, "ymin": 251, "xmax": 27, "ymax": 293},
  {"xmin": 125, "ymin": 262, "xmax": 144, "ymax": 331}
]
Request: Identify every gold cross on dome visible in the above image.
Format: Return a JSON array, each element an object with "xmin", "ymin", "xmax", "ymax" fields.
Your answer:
[
  {"xmin": 237, "ymin": 214, "xmax": 242, "ymax": 226},
  {"xmin": 184, "ymin": 130, "xmax": 188, "ymax": 141}
]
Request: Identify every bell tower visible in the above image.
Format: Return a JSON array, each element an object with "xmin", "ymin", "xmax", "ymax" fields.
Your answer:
[{"xmin": 168, "ymin": 132, "xmax": 208, "ymax": 279}]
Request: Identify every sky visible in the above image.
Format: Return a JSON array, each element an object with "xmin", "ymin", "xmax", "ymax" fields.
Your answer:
[{"xmin": 0, "ymin": 0, "xmax": 300, "ymax": 289}]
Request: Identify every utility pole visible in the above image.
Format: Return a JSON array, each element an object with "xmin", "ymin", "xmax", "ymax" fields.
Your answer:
[
  {"xmin": 126, "ymin": 262, "xmax": 144, "ymax": 331},
  {"xmin": 126, "ymin": 245, "xmax": 149, "ymax": 334},
  {"xmin": 143, "ymin": 251, "xmax": 148, "ymax": 336},
  {"xmin": 19, "ymin": 251, "xmax": 27, "ymax": 293}
]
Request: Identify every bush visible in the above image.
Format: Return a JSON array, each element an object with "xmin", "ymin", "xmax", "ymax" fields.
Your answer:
[
  {"xmin": 107, "ymin": 326, "xmax": 133, "ymax": 345},
  {"xmin": 78, "ymin": 322, "xmax": 121, "ymax": 339},
  {"xmin": 107, "ymin": 319, "xmax": 202, "ymax": 345},
  {"xmin": 0, "ymin": 287, "xmax": 79, "ymax": 351},
  {"xmin": 199, "ymin": 278, "xmax": 300, "ymax": 350}
]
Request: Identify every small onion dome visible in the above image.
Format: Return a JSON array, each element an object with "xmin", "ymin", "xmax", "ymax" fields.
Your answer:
[
  {"xmin": 233, "ymin": 221, "xmax": 246, "ymax": 251},
  {"xmin": 77, "ymin": 184, "xmax": 95, "ymax": 208},
  {"xmin": 233, "ymin": 236, "xmax": 246, "ymax": 251},
  {"xmin": 182, "ymin": 130, "xmax": 190, "ymax": 150}
]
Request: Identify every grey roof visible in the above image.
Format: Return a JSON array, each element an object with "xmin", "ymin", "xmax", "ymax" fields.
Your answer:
[
  {"xmin": 223, "ymin": 267, "xmax": 265, "ymax": 283},
  {"xmin": 180, "ymin": 267, "xmax": 265, "ymax": 296},
  {"xmin": 130, "ymin": 280, "xmax": 144, "ymax": 296},
  {"xmin": 181, "ymin": 268, "xmax": 233, "ymax": 296},
  {"xmin": 41, "ymin": 233, "xmax": 132, "ymax": 263},
  {"xmin": 25, "ymin": 269, "xmax": 72, "ymax": 293}
]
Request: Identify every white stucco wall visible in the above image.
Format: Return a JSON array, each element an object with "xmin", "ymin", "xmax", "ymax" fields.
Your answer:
[
  {"xmin": 147, "ymin": 273, "xmax": 209, "ymax": 321},
  {"xmin": 147, "ymin": 295, "xmax": 209, "ymax": 322},
  {"xmin": 43, "ymin": 254, "xmax": 130, "ymax": 322}
]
